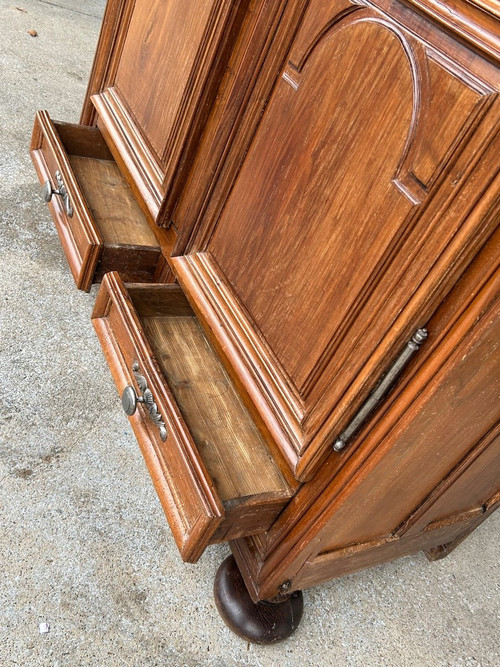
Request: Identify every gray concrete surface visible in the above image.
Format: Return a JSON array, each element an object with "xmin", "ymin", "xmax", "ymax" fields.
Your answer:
[{"xmin": 0, "ymin": 1, "xmax": 498, "ymax": 665}]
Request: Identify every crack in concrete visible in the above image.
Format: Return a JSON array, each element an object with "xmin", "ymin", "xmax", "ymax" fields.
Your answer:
[{"xmin": 34, "ymin": 0, "xmax": 102, "ymax": 19}]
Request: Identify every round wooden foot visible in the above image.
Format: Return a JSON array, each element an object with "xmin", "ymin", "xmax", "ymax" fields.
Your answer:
[{"xmin": 214, "ymin": 555, "xmax": 303, "ymax": 644}]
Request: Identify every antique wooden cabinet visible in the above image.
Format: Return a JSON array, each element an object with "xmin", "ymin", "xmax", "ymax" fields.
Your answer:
[{"xmin": 31, "ymin": 0, "xmax": 499, "ymax": 643}]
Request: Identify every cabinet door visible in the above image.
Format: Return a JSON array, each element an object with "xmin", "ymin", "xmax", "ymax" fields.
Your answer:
[
  {"xmin": 91, "ymin": 0, "xmax": 242, "ymax": 222},
  {"xmin": 174, "ymin": 0, "xmax": 500, "ymax": 479}
]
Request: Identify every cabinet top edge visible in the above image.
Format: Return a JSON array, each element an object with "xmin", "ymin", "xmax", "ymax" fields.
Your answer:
[{"xmin": 367, "ymin": 0, "xmax": 500, "ymax": 62}]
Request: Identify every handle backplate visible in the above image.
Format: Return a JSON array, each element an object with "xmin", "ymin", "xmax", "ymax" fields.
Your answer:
[
  {"xmin": 43, "ymin": 170, "xmax": 73, "ymax": 217},
  {"xmin": 122, "ymin": 362, "xmax": 167, "ymax": 442}
]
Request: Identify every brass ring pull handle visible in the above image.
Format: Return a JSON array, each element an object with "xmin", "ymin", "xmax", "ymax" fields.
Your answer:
[
  {"xmin": 43, "ymin": 170, "xmax": 73, "ymax": 217},
  {"xmin": 122, "ymin": 361, "xmax": 167, "ymax": 441}
]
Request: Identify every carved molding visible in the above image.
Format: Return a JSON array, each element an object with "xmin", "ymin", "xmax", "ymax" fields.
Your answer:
[
  {"xmin": 174, "ymin": 3, "xmax": 500, "ymax": 481},
  {"xmin": 175, "ymin": 119, "xmax": 499, "ymax": 480},
  {"xmin": 92, "ymin": 0, "xmax": 245, "ymax": 225}
]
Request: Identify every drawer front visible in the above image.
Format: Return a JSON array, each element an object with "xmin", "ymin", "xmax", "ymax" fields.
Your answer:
[
  {"xmin": 92, "ymin": 273, "xmax": 225, "ymax": 563},
  {"xmin": 31, "ymin": 110, "xmax": 102, "ymax": 290}
]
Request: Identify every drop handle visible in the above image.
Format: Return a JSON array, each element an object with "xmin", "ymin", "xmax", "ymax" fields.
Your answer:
[
  {"xmin": 43, "ymin": 170, "xmax": 73, "ymax": 217},
  {"xmin": 333, "ymin": 328, "xmax": 428, "ymax": 452},
  {"xmin": 122, "ymin": 361, "xmax": 168, "ymax": 442}
]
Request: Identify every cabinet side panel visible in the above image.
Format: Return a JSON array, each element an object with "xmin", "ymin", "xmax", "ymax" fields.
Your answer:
[
  {"xmin": 316, "ymin": 286, "xmax": 500, "ymax": 552},
  {"xmin": 408, "ymin": 431, "xmax": 500, "ymax": 529},
  {"xmin": 294, "ymin": 504, "xmax": 497, "ymax": 590},
  {"xmin": 229, "ymin": 247, "xmax": 500, "ymax": 600}
]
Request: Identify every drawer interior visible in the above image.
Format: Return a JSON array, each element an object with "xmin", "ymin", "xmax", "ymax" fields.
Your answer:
[
  {"xmin": 52, "ymin": 122, "xmax": 158, "ymax": 248},
  {"xmin": 69, "ymin": 155, "xmax": 157, "ymax": 248},
  {"xmin": 128, "ymin": 285, "xmax": 290, "ymax": 512},
  {"xmin": 31, "ymin": 112, "xmax": 162, "ymax": 290},
  {"xmin": 93, "ymin": 275, "xmax": 293, "ymax": 560}
]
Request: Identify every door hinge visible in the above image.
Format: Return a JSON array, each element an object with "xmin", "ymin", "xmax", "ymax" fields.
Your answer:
[{"xmin": 333, "ymin": 328, "xmax": 428, "ymax": 452}]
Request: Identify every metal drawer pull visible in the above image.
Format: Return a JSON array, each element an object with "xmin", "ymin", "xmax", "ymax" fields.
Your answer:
[
  {"xmin": 43, "ymin": 170, "xmax": 73, "ymax": 217},
  {"xmin": 122, "ymin": 361, "xmax": 168, "ymax": 441},
  {"xmin": 333, "ymin": 328, "xmax": 428, "ymax": 452}
]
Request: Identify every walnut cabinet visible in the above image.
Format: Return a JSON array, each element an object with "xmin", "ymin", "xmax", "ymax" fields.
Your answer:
[{"xmin": 31, "ymin": 0, "xmax": 499, "ymax": 642}]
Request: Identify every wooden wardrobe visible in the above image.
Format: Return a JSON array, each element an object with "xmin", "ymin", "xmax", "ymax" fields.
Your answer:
[{"xmin": 31, "ymin": 0, "xmax": 499, "ymax": 643}]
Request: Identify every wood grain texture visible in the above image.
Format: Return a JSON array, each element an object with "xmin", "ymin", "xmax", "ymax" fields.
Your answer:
[
  {"xmin": 54, "ymin": 122, "xmax": 113, "ymax": 159},
  {"xmin": 31, "ymin": 111, "xmax": 103, "ymax": 291},
  {"xmin": 171, "ymin": 0, "xmax": 312, "ymax": 248},
  {"xmin": 114, "ymin": 0, "xmax": 225, "ymax": 159},
  {"xmin": 173, "ymin": 0, "xmax": 500, "ymax": 253},
  {"xmin": 93, "ymin": 90, "xmax": 165, "ymax": 216},
  {"xmin": 92, "ymin": 274, "xmax": 291, "ymax": 562},
  {"xmin": 230, "ymin": 242, "xmax": 499, "ymax": 600},
  {"xmin": 69, "ymin": 156, "xmax": 157, "ymax": 246},
  {"xmin": 141, "ymin": 315, "xmax": 290, "ymax": 503},
  {"xmin": 315, "ymin": 292, "xmax": 499, "ymax": 551},
  {"xmin": 88, "ymin": 107, "xmax": 180, "ymax": 263},
  {"xmin": 66, "ymin": 0, "xmax": 500, "ymax": 607},
  {"xmin": 395, "ymin": 426, "xmax": 500, "ymax": 536},
  {"xmin": 293, "ymin": 500, "xmax": 497, "ymax": 588},
  {"xmin": 253, "ymin": 227, "xmax": 500, "ymax": 559},
  {"xmin": 80, "ymin": 0, "xmax": 130, "ymax": 126},
  {"xmin": 93, "ymin": 244, "xmax": 161, "ymax": 285},
  {"xmin": 174, "ymin": 0, "xmax": 500, "ymax": 479},
  {"xmin": 387, "ymin": 0, "xmax": 500, "ymax": 61},
  {"xmin": 30, "ymin": 111, "xmax": 163, "ymax": 290},
  {"xmin": 128, "ymin": 284, "xmax": 194, "ymax": 318},
  {"xmin": 92, "ymin": 0, "xmax": 246, "ymax": 224},
  {"xmin": 425, "ymin": 490, "xmax": 500, "ymax": 561}
]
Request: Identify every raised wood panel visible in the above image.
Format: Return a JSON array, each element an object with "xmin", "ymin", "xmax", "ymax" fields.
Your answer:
[
  {"xmin": 409, "ymin": 52, "xmax": 485, "ymax": 188},
  {"xmin": 168, "ymin": 0, "xmax": 312, "ymax": 247},
  {"xmin": 92, "ymin": 0, "xmax": 244, "ymax": 223},
  {"xmin": 292, "ymin": 506, "xmax": 495, "ymax": 591},
  {"xmin": 114, "ymin": 0, "xmax": 221, "ymax": 161},
  {"xmin": 211, "ymin": 18, "xmax": 416, "ymax": 387},
  {"xmin": 228, "ymin": 228, "xmax": 498, "ymax": 578},
  {"xmin": 230, "ymin": 263, "xmax": 499, "ymax": 599},
  {"xmin": 401, "ymin": 429, "xmax": 500, "ymax": 534},
  {"xmin": 178, "ymin": 0, "xmax": 500, "ymax": 257},
  {"xmin": 304, "ymin": 272, "xmax": 500, "ymax": 553},
  {"xmin": 175, "ymin": 2, "xmax": 500, "ymax": 478}
]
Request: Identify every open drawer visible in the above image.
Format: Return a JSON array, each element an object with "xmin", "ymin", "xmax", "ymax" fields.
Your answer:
[
  {"xmin": 30, "ymin": 111, "xmax": 162, "ymax": 291},
  {"xmin": 92, "ymin": 272, "xmax": 292, "ymax": 562}
]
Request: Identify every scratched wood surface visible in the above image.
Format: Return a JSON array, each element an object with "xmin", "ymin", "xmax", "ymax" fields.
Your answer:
[
  {"xmin": 231, "ymin": 232, "xmax": 500, "ymax": 600},
  {"xmin": 142, "ymin": 313, "xmax": 290, "ymax": 503},
  {"xmin": 68, "ymin": 0, "xmax": 500, "ymax": 603},
  {"xmin": 70, "ymin": 156, "xmax": 158, "ymax": 247}
]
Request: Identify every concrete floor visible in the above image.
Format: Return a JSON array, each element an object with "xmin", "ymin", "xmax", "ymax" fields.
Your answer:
[{"xmin": 0, "ymin": 1, "xmax": 498, "ymax": 665}]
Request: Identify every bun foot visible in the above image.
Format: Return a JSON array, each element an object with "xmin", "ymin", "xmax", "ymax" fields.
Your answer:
[{"xmin": 214, "ymin": 555, "xmax": 303, "ymax": 644}]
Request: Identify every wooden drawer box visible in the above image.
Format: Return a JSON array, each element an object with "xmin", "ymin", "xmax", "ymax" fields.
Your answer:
[
  {"xmin": 30, "ymin": 111, "xmax": 161, "ymax": 291},
  {"xmin": 92, "ymin": 272, "xmax": 292, "ymax": 563}
]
